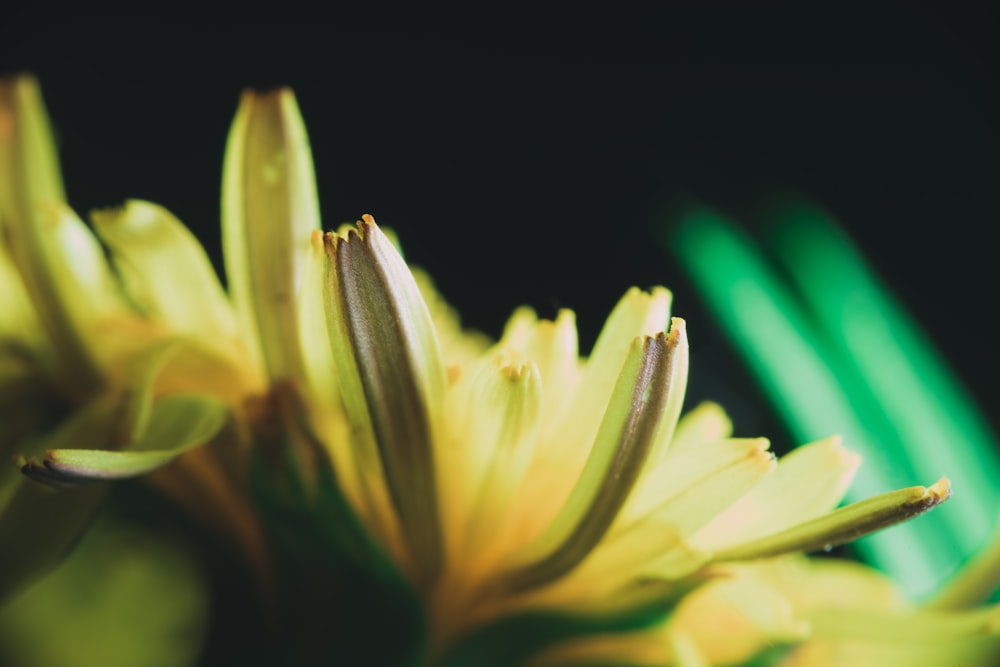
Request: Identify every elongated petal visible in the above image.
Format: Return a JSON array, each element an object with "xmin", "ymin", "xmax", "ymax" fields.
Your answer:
[
  {"xmin": 221, "ymin": 87, "xmax": 319, "ymax": 384},
  {"xmin": 441, "ymin": 355, "xmax": 542, "ymax": 564},
  {"xmin": 622, "ymin": 437, "xmax": 771, "ymax": 525},
  {"xmin": 643, "ymin": 443, "xmax": 775, "ymax": 541},
  {"xmin": 18, "ymin": 340, "xmax": 226, "ymax": 486},
  {"xmin": 21, "ymin": 394, "xmax": 228, "ymax": 483},
  {"xmin": 691, "ymin": 436, "xmax": 860, "ymax": 552},
  {"xmin": 0, "ymin": 76, "xmax": 64, "ymax": 219},
  {"xmin": 324, "ymin": 216, "xmax": 447, "ymax": 583},
  {"xmin": 92, "ymin": 200, "xmax": 239, "ymax": 346},
  {"xmin": 502, "ymin": 321, "xmax": 686, "ymax": 592},
  {"xmin": 712, "ymin": 478, "xmax": 952, "ymax": 563},
  {"xmin": 0, "ymin": 77, "xmax": 123, "ymax": 399},
  {"xmin": 549, "ymin": 289, "xmax": 671, "ymax": 472},
  {"xmin": 497, "ymin": 308, "xmax": 580, "ymax": 430},
  {"xmin": 1, "ymin": 391, "xmax": 122, "ymax": 600}
]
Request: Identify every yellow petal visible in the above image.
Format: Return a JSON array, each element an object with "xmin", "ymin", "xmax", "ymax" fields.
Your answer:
[
  {"xmin": 552, "ymin": 288, "xmax": 671, "ymax": 466},
  {"xmin": 502, "ymin": 323, "xmax": 686, "ymax": 593},
  {"xmin": 621, "ymin": 437, "xmax": 772, "ymax": 525},
  {"xmin": 497, "ymin": 308, "xmax": 580, "ymax": 428},
  {"xmin": 641, "ymin": 441, "xmax": 776, "ymax": 542},
  {"xmin": 667, "ymin": 401, "xmax": 733, "ymax": 454},
  {"xmin": 672, "ymin": 575, "xmax": 810, "ymax": 665},
  {"xmin": 440, "ymin": 355, "xmax": 542, "ymax": 564},
  {"xmin": 782, "ymin": 605, "xmax": 1000, "ymax": 667},
  {"xmin": 691, "ymin": 436, "xmax": 860, "ymax": 552}
]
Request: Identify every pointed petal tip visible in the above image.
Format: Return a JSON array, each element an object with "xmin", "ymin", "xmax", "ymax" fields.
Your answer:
[
  {"xmin": 323, "ymin": 216, "xmax": 385, "ymax": 254},
  {"xmin": 667, "ymin": 316, "xmax": 687, "ymax": 343},
  {"xmin": 927, "ymin": 477, "xmax": 952, "ymax": 503}
]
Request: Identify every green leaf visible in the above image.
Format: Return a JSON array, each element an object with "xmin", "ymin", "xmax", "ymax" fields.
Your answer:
[{"xmin": 0, "ymin": 515, "xmax": 208, "ymax": 667}]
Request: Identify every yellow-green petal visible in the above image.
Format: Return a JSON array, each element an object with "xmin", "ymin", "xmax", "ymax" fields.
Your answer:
[
  {"xmin": 92, "ymin": 200, "xmax": 240, "ymax": 346},
  {"xmin": 0, "ymin": 77, "xmax": 123, "ymax": 399},
  {"xmin": 712, "ymin": 478, "xmax": 952, "ymax": 563},
  {"xmin": 21, "ymin": 394, "xmax": 228, "ymax": 483},
  {"xmin": 221, "ymin": 87, "xmax": 319, "ymax": 385},
  {"xmin": 503, "ymin": 322, "xmax": 686, "ymax": 592}
]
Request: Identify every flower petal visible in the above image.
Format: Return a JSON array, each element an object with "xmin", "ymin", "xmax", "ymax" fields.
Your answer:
[
  {"xmin": 691, "ymin": 435, "xmax": 860, "ymax": 552},
  {"xmin": 502, "ymin": 321, "xmax": 686, "ymax": 592},
  {"xmin": 621, "ymin": 437, "xmax": 771, "ymax": 525},
  {"xmin": 441, "ymin": 355, "xmax": 542, "ymax": 565},
  {"xmin": 0, "ymin": 77, "xmax": 124, "ymax": 399},
  {"xmin": 712, "ymin": 478, "xmax": 952, "ymax": 563},
  {"xmin": 324, "ymin": 216, "xmax": 447, "ymax": 583},
  {"xmin": 91, "ymin": 200, "xmax": 240, "ymax": 348},
  {"xmin": 671, "ymin": 575, "xmax": 810, "ymax": 665},
  {"xmin": 550, "ymin": 288, "xmax": 671, "ymax": 471},
  {"xmin": 221, "ymin": 87, "xmax": 320, "ymax": 384},
  {"xmin": 666, "ymin": 401, "xmax": 732, "ymax": 454}
]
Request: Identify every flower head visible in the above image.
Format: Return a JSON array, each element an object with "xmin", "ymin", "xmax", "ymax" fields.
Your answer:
[{"xmin": 0, "ymin": 76, "xmax": 962, "ymax": 664}]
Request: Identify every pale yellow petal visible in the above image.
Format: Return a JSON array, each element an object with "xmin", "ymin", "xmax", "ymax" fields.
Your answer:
[
  {"xmin": 440, "ymin": 355, "xmax": 542, "ymax": 565},
  {"xmin": 672, "ymin": 575, "xmax": 810, "ymax": 665},
  {"xmin": 781, "ymin": 605, "xmax": 1000, "ymax": 667},
  {"xmin": 667, "ymin": 401, "xmax": 733, "ymax": 454},
  {"xmin": 744, "ymin": 556, "xmax": 908, "ymax": 615},
  {"xmin": 501, "ymin": 326, "xmax": 685, "ymax": 593},
  {"xmin": 643, "ymin": 443, "xmax": 775, "ymax": 541},
  {"xmin": 621, "ymin": 437, "xmax": 772, "ymax": 526},
  {"xmin": 692, "ymin": 436, "xmax": 860, "ymax": 552},
  {"xmin": 540, "ymin": 288, "xmax": 671, "ymax": 487}
]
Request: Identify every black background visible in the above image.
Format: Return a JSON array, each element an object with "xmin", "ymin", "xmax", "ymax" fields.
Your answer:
[{"xmin": 3, "ymin": 15, "xmax": 998, "ymax": 450}]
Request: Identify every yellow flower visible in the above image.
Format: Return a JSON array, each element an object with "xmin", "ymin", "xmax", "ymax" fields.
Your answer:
[
  {"xmin": 0, "ymin": 76, "xmax": 958, "ymax": 664},
  {"xmin": 215, "ymin": 89, "xmax": 955, "ymax": 661}
]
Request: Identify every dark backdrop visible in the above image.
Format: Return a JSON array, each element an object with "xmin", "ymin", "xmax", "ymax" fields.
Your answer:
[{"xmin": 3, "ymin": 15, "xmax": 998, "ymax": 449}]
